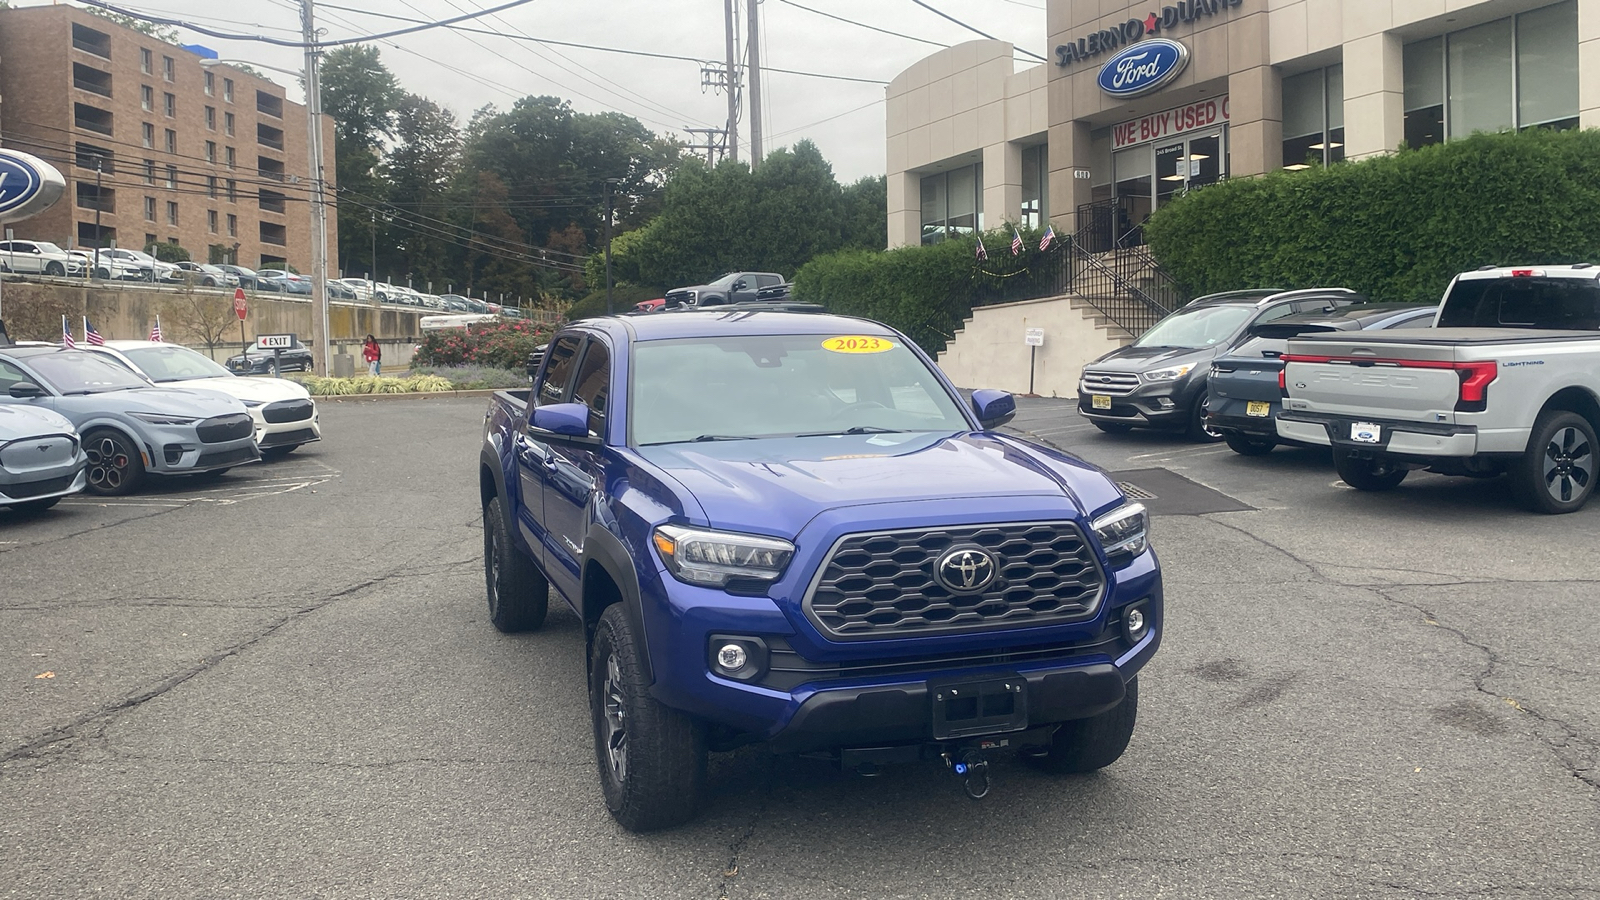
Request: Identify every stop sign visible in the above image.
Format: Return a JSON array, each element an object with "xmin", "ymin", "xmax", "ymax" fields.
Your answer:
[{"xmin": 233, "ymin": 287, "xmax": 247, "ymax": 320}]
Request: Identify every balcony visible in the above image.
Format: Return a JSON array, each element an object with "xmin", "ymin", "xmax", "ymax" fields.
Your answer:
[
  {"xmin": 260, "ymin": 222, "xmax": 287, "ymax": 246},
  {"xmin": 257, "ymin": 157, "xmax": 285, "ymax": 182},
  {"xmin": 256, "ymin": 90, "xmax": 283, "ymax": 119},
  {"xmin": 71, "ymin": 23, "xmax": 111, "ymax": 59},
  {"xmin": 258, "ymin": 189, "xmax": 287, "ymax": 214},
  {"xmin": 257, "ymin": 123, "xmax": 284, "ymax": 152},
  {"xmin": 75, "ymin": 182, "xmax": 115, "ymax": 213},
  {"xmin": 73, "ymin": 104, "xmax": 114, "ymax": 136},
  {"xmin": 74, "ymin": 142, "xmax": 115, "ymax": 175},
  {"xmin": 72, "ymin": 63, "xmax": 112, "ymax": 98}
]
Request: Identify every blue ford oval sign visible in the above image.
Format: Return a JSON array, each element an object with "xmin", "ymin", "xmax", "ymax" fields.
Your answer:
[
  {"xmin": 0, "ymin": 149, "xmax": 66, "ymax": 224},
  {"xmin": 1097, "ymin": 39, "xmax": 1189, "ymax": 98}
]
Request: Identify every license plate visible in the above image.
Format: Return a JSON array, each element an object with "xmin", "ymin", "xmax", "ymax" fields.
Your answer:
[
  {"xmin": 930, "ymin": 676, "xmax": 1029, "ymax": 740},
  {"xmin": 1246, "ymin": 401, "xmax": 1271, "ymax": 418},
  {"xmin": 1351, "ymin": 422, "xmax": 1382, "ymax": 444},
  {"xmin": 1091, "ymin": 394, "xmax": 1112, "ymax": 410}
]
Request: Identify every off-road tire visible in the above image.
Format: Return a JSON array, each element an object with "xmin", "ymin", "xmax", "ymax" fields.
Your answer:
[
  {"xmin": 1224, "ymin": 433, "xmax": 1277, "ymax": 456},
  {"xmin": 1511, "ymin": 410, "xmax": 1596, "ymax": 515},
  {"xmin": 482, "ymin": 497, "xmax": 548, "ymax": 632},
  {"xmin": 1333, "ymin": 448, "xmax": 1408, "ymax": 491},
  {"xmin": 591, "ymin": 604, "xmax": 707, "ymax": 832},
  {"xmin": 1092, "ymin": 421, "xmax": 1134, "ymax": 435},
  {"xmin": 1026, "ymin": 677, "xmax": 1139, "ymax": 773},
  {"xmin": 83, "ymin": 428, "xmax": 145, "ymax": 496},
  {"xmin": 1186, "ymin": 391, "xmax": 1224, "ymax": 442}
]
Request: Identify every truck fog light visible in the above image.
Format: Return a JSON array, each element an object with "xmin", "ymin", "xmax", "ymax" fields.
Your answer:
[
  {"xmin": 1122, "ymin": 603, "xmax": 1151, "ymax": 644},
  {"xmin": 708, "ymin": 635, "xmax": 768, "ymax": 681},
  {"xmin": 715, "ymin": 643, "xmax": 747, "ymax": 672}
]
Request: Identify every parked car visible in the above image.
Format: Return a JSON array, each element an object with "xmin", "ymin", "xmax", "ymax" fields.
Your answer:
[
  {"xmin": 440, "ymin": 294, "xmax": 487, "ymax": 313},
  {"xmin": 0, "ymin": 346, "xmax": 258, "ymax": 495},
  {"xmin": 0, "ymin": 403, "xmax": 87, "ymax": 513},
  {"xmin": 257, "ymin": 269, "xmax": 312, "ymax": 296},
  {"xmin": 172, "ymin": 261, "xmax": 241, "ymax": 288},
  {"xmin": 97, "ymin": 248, "xmax": 179, "ymax": 282},
  {"xmin": 480, "ymin": 310, "xmax": 1160, "ymax": 830},
  {"xmin": 0, "ymin": 240, "xmax": 86, "ymax": 277},
  {"xmin": 325, "ymin": 281, "xmax": 357, "ymax": 301},
  {"xmin": 68, "ymin": 250, "xmax": 144, "ymax": 281},
  {"xmin": 215, "ymin": 264, "xmax": 261, "ymax": 290},
  {"xmin": 1078, "ymin": 288, "xmax": 1366, "ymax": 440},
  {"xmin": 1207, "ymin": 303, "xmax": 1440, "ymax": 455},
  {"xmin": 338, "ymin": 278, "xmax": 376, "ymax": 300},
  {"xmin": 225, "ymin": 338, "xmax": 314, "ymax": 374},
  {"xmin": 632, "ymin": 298, "xmax": 666, "ymax": 313},
  {"xmin": 1280, "ymin": 265, "xmax": 1600, "ymax": 513},
  {"xmin": 86, "ymin": 341, "xmax": 321, "ymax": 459},
  {"xmin": 664, "ymin": 271, "xmax": 785, "ymax": 308}
]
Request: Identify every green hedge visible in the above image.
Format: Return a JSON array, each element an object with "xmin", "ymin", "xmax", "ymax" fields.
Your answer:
[
  {"xmin": 792, "ymin": 229, "xmax": 1062, "ymax": 353},
  {"xmin": 1144, "ymin": 128, "xmax": 1600, "ymax": 302},
  {"xmin": 566, "ymin": 282, "xmax": 662, "ymax": 321}
]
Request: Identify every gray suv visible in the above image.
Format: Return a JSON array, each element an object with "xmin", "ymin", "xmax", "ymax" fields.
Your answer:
[{"xmin": 1078, "ymin": 288, "xmax": 1364, "ymax": 440}]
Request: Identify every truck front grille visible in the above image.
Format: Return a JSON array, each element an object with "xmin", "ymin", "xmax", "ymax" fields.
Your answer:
[
  {"xmin": 802, "ymin": 522, "xmax": 1106, "ymax": 641},
  {"xmin": 1080, "ymin": 370, "xmax": 1141, "ymax": 396}
]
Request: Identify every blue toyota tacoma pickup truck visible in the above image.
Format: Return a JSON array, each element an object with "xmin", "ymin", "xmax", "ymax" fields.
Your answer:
[{"xmin": 479, "ymin": 308, "xmax": 1163, "ymax": 831}]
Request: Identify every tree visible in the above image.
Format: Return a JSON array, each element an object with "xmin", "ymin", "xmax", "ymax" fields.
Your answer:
[
  {"xmin": 320, "ymin": 45, "xmax": 401, "ymax": 276},
  {"xmin": 160, "ymin": 289, "xmax": 237, "ymax": 355},
  {"xmin": 86, "ymin": 7, "xmax": 181, "ymax": 42},
  {"xmin": 380, "ymin": 93, "xmax": 460, "ymax": 284},
  {"xmin": 145, "ymin": 241, "xmax": 190, "ymax": 262}
]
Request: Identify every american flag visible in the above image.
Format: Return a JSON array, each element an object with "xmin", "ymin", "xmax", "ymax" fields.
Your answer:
[
  {"xmin": 61, "ymin": 315, "xmax": 76, "ymax": 349},
  {"xmin": 84, "ymin": 318, "xmax": 106, "ymax": 346},
  {"xmin": 1011, "ymin": 227, "xmax": 1024, "ymax": 256},
  {"xmin": 1039, "ymin": 224, "xmax": 1057, "ymax": 252},
  {"xmin": 149, "ymin": 316, "xmax": 163, "ymax": 342},
  {"xmin": 975, "ymin": 238, "xmax": 988, "ymax": 262}
]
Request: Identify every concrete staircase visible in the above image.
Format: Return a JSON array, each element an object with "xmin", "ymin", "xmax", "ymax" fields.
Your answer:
[{"xmin": 936, "ymin": 291, "xmax": 1135, "ymax": 398}]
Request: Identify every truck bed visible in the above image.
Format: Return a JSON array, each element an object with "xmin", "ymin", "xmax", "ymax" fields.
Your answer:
[{"xmin": 1290, "ymin": 327, "xmax": 1599, "ymax": 347}]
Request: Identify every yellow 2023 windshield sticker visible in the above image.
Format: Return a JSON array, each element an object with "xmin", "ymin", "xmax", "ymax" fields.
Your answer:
[{"xmin": 822, "ymin": 335, "xmax": 894, "ymax": 354}]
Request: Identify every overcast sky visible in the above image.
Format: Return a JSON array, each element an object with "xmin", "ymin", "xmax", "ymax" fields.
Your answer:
[{"xmin": 47, "ymin": 0, "xmax": 1046, "ymax": 182}]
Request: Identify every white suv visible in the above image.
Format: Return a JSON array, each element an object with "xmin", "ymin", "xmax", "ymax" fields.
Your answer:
[{"xmin": 0, "ymin": 241, "xmax": 86, "ymax": 277}]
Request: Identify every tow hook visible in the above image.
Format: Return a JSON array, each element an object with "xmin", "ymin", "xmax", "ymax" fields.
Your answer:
[{"xmin": 943, "ymin": 745, "xmax": 998, "ymax": 799}]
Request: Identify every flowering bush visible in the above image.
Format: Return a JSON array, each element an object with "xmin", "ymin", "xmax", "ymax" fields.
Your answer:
[{"xmin": 414, "ymin": 320, "xmax": 551, "ymax": 369}]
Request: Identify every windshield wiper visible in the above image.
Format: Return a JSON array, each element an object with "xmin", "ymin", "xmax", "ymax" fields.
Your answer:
[
  {"xmin": 689, "ymin": 434, "xmax": 756, "ymax": 442},
  {"xmin": 795, "ymin": 426, "xmax": 908, "ymax": 437}
]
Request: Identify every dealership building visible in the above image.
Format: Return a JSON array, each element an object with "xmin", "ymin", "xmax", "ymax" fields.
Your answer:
[{"xmin": 887, "ymin": 0, "xmax": 1594, "ymax": 250}]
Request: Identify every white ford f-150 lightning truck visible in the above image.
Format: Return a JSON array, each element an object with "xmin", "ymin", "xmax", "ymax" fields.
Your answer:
[{"xmin": 1276, "ymin": 265, "xmax": 1600, "ymax": 514}]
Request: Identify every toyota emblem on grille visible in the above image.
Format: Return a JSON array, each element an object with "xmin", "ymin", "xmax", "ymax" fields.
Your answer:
[{"xmin": 934, "ymin": 546, "xmax": 997, "ymax": 594}]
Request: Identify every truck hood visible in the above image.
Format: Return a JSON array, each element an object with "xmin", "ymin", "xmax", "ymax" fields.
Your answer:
[
  {"xmin": 1086, "ymin": 344, "xmax": 1217, "ymax": 372},
  {"xmin": 636, "ymin": 431, "xmax": 1121, "ymax": 535}
]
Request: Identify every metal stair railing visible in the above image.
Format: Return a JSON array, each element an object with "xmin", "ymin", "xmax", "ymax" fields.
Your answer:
[{"xmin": 1064, "ymin": 236, "xmax": 1179, "ymax": 337}]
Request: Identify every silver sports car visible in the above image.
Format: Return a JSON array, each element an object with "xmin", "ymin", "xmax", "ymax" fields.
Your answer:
[{"xmin": 0, "ymin": 404, "xmax": 87, "ymax": 513}]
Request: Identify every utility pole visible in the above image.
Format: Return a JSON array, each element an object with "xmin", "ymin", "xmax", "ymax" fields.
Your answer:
[
  {"xmin": 92, "ymin": 160, "xmax": 104, "ymax": 279},
  {"xmin": 747, "ymin": 0, "xmax": 763, "ymax": 169},
  {"xmin": 723, "ymin": 0, "xmax": 739, "ymax": 165},
  {"xmin": 301, "ymin": 0, "xmax": 332, "ymax": 374},
  {"xmin": 604, "ymin": 178, "xmax": 617, "ymax": 315}
]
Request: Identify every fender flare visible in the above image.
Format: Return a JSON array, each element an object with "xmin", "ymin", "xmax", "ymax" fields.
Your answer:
[
  {"xmin": 478, "ymin": 442, "xmax": 514, "ymax": 536},
  {"xmin": 581, "ymin": 525, "xmax": 653, "ymax": 683}
]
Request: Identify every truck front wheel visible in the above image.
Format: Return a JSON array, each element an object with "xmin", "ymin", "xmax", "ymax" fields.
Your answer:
[
  {"xmin": 1333, "ymin": 449, "xmax": 1408, "ymax": 491},
  {"xmin": 1512, "ymin": 410, "xmax": 1596, "ymax": 515},
  {"xmin": 591, "ymin": 604, "xmax": 707, "ymax": 831},
  {"xmin": 483, "ymin": 497, "xmax": 549, "ymax": 632},
  {"xmin": 1025, "ymin": 677, "xmax": 1138, "ymax": 773}
]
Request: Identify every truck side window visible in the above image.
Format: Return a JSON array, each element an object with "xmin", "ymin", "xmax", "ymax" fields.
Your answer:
[
  {"xmin": 571, "ymin": 341, "xmax": 611, "ymax": 436},
  {"xmin": 538, "ymin": 335, "xmax": 582, "ymax": 406}
]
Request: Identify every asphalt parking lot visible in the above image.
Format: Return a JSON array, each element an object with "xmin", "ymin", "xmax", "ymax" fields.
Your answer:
[{"xmin": 3, "ymin": 396, "xmax": 1596, "ymax": 899}]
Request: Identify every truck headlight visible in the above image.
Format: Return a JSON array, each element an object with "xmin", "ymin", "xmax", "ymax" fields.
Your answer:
[
  {"xmin": 129, "ymin": 412, "xmax": 200, "ymax": 426},
  {"xmin": 652, "ymin": 524, "xmax": 794, "ymax": 589},
  {"xmin": 1141, "ymin": 365, "xmax": 1193, "ymax": 383},
  {"xmin": 1091, "ymin": 502, "xmax": 1149, "ymax": 565}
]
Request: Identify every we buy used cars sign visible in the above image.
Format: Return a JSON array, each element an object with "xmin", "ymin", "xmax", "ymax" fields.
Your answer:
[{"xmin": 1113, "ymin": 97, "xmax": 1230, "ymax": 150}]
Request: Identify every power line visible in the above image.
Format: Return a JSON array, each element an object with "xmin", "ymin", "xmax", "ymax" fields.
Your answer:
[
  {"xmin": 765, "ymin": 98, "xmax": 883, "ymax": 142},
  {"xmin": 78, "ymin": 0, "xmax": 541, "ymax": 49},
  {"xmin": 907, "ymin": 0, "xmax": 1048, "ymax": 62},
  {"xmin": 773, "ymin": 0, "xmax": 947, "ymax": 49}
]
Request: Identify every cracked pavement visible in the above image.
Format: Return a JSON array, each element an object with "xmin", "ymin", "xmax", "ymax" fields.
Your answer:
[{"xmin": 2, "ymin": 396, "xmax": 1596, "ymax": 898}]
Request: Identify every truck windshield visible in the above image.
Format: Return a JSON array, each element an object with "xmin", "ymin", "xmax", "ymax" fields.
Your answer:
[
  {"xmin": 631, "ymin": 334, "xmax": 969, "ymax": 445},
  {"xmin": 1134, "ymin": 305, "xmax": 1255, "ymax": 349},
  {"xmin": 1437, "ymin": 277, "xmax": 1600, "ymax": 329}
]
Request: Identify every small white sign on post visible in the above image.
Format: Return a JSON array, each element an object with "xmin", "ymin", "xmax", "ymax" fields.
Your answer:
[
  {"xmin": 1024, "ymin": 327, "xmax": 1045, "ymax": 347},
  {"xmin": 258, "ymin": 333, "xmax": 295, "ymax": 350}
]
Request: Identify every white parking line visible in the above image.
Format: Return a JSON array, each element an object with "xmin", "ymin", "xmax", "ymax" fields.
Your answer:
[{"xmin": 59, "ymin": 461, "xmax": 340, "ymax": 507}]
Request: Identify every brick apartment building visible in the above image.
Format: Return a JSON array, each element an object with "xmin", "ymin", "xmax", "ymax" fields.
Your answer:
[{"xmin": 0, "ymin": 4, "xmax": 337, "ymax": 272}]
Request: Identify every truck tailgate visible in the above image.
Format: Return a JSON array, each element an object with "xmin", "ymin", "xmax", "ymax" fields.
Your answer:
[{"xmin": 1282, "ymin": 334, "xmax": 1461, "ymax": 422}]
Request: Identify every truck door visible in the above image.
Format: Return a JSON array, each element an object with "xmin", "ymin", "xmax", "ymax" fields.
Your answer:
[
  {"xmin": 541, "ymin": 336, "xmax": 609, "ymax": 600},
  {"xmin": 729, "ymin": 276, "xmax": 757, "ymax": 304},
  {"xmin": 517, "ymin": 334, "xmax": 582, "ymax": 569}
]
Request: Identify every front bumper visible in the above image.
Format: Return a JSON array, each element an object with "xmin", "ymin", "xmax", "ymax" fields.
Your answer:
[
  {"xmin": 0, "ymin": 465, "xmax": 87, "ymax": 506},
  {"xmin": 1277, "ymin": 412, "xmax": 1480, "ymax": 457},
  {"xmin": 1077, "ymin": 381, "xmax": 1194, "ymax": 428},
  {"xmin": 136, "ymin": 422, "xmax": 260, "ymax": 474}
]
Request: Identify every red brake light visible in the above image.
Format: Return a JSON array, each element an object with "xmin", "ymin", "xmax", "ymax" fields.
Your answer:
[
  {"xmin": 1278, "ymin": 367, "xmax": 1287, "ymax": 393},
  {"xmin": 1510, "ymin": 269, "xmax": 1544, "ymax": 277},
  {"xmin": 1456, "ymin": 361, "xmax": 1497, "ymax": 412}
]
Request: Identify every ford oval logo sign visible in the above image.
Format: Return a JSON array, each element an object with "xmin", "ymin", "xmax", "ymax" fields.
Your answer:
[
  {"xmin": 1097, "ymin": 39, "xmax": 1189, "ymax": 98},
  {"xmin": 0, "ymin": 150, "xmax": 67, "ymax": 223}
]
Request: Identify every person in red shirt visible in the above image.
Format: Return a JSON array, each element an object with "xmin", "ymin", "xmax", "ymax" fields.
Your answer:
[{"xmin": 362, "ymin": 334, "xmax": 381, "ymax": 376}]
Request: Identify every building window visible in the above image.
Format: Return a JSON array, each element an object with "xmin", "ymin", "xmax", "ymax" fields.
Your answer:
[
  {"xmin": 225, "ymin": 112, "xmax": 235, "ymax": 136},
  {"xmin": 144, "ymin": 197, "xmax": 157, "ymax": 221},
  {"xmin": 260, "ymin": 222, "xmax": 287, "ymax": 246},
  {"xmin": 146, "ymin": 234, "xmax": 157, "ymax": 249},
  {"xmin": 162, "ymin": 56, "xmax": 174, "ymax": 82},
  {"xmin": 140, "ymin": 49, "xmax": 153, "ymax": 74},
  {"xmin": 257, "ymin": 91, "xmax": 284, "ymax": 118},
  {"xmin": 74, "ymin": 143, "xmax": 115, "ymax": 175},
  {"xmin": 78, "ymin": 222, "xmax": 116, "ymax": 249},
  {"xmin": 257, "ymin": 123, "xmax": 285, "ymax": 151},
  {"xmin": 164, "ymin": 92, "xmax": 176, "ymax": 117},
  {"xmin": 1282, "ymin": 66, "xmax": 1345, "ymax": 169},
  {"xmin": 207, "ymin": 176, "xmax": 218, "ymax": 199},
  {"xmin": 208, "ymin": 210, "xmax": 219, "ymax": 233},
  {"xmin": 204, "ymin": 71, "xmax": 215, "ymax": 96},
  {"xmin": 141, "ymin": 85, "xmax": 153, "ymax": 111},
  {"xmin": 167, "ymin": 201, "xmax": 179, "ymax": 226},
  {"xmin": 165, "ymin": 165, "xmax": 177, "ymax": 189},
  {"xmin": 1405, "ymin": 2, "xmax": 1578, "ymax": 148},
  {"xmin": 227, "ymin": 179, "xmax": 237, "ymax": 202},
  {"xmin": 143, "ymin": 159, "xmax": 155, "ymax": 184},
  {"xmin": 225, "ymin": 147, "xmax": 236, "ymax": 169},
  {"xmin": 227, "ymin": 214, "xmax": 237, "ymax": 237},
  {"xmin": 259, "ymin": 190, "xmax": 287, "ymax": 214},
  {"xmin": 1020, "ymin": 144, "xmax": 1050, "ymax": 230},
  {"xmin": 142, "ymin": 122, "xmax": 155, "ymax": 148},
  {"xmin": 224, "ymin": 78, "xmax": 234, "ymax": 103},
  {"xmin": 919, "ymin": 163, "xmax": 983, "ymax": 245},
  {"xmin": 165, "ymin": 129, "xmax": 177, "ymax": 154},
  {"xmin": 205, "ymin": 106, "xmax": 216, "ymax": 131},
  {"xmin": 72, "ymin": 23, "xmax": 112, "ymax": 59},
  {"xmin": 205, "ymin": 141, "xmax": 217, "ymax": 164}
]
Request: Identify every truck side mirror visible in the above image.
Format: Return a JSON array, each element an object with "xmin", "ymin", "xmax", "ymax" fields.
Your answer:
[
  {"xmin": 970, "ymin": 389, "xmax": 1016, "ymax": 429},
  {"xmin": 532, "ymin": 402, "xmax": 601, "ymax": 444}
]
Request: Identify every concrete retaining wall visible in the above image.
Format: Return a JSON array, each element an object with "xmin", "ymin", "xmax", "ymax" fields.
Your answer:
[{"xmin": 936, "ymin": 294, "xmax": 1133, "ymax": 397}]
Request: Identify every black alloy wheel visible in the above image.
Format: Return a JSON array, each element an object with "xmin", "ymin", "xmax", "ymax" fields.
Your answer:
[
  {"xmin": 1186, "ymin": 390, "xmax": 1225, "ymax": 442},
  {"xmin": 1513, "ymin": 410, "xmax": 1596, "ymax": 515},
  {"xmin": 83, "ymin": 428, "xmax": 145, "ymax": 496}
]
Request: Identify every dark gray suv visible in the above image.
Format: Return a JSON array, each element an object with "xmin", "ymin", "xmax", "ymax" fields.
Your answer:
[{"xmin": 1078, "ymin": 288, "xmax": 1364, "ymax": 440}]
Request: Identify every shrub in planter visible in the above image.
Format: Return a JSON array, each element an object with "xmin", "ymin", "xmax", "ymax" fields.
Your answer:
[{"xmin": 413, "ymin": 320, "xmax": 552, "ymax": 369}]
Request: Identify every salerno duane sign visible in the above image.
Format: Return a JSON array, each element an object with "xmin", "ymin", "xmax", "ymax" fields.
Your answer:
[{"xmin": 1056, "ymin": 0, "xmax": 1244, "ymax": 67}]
